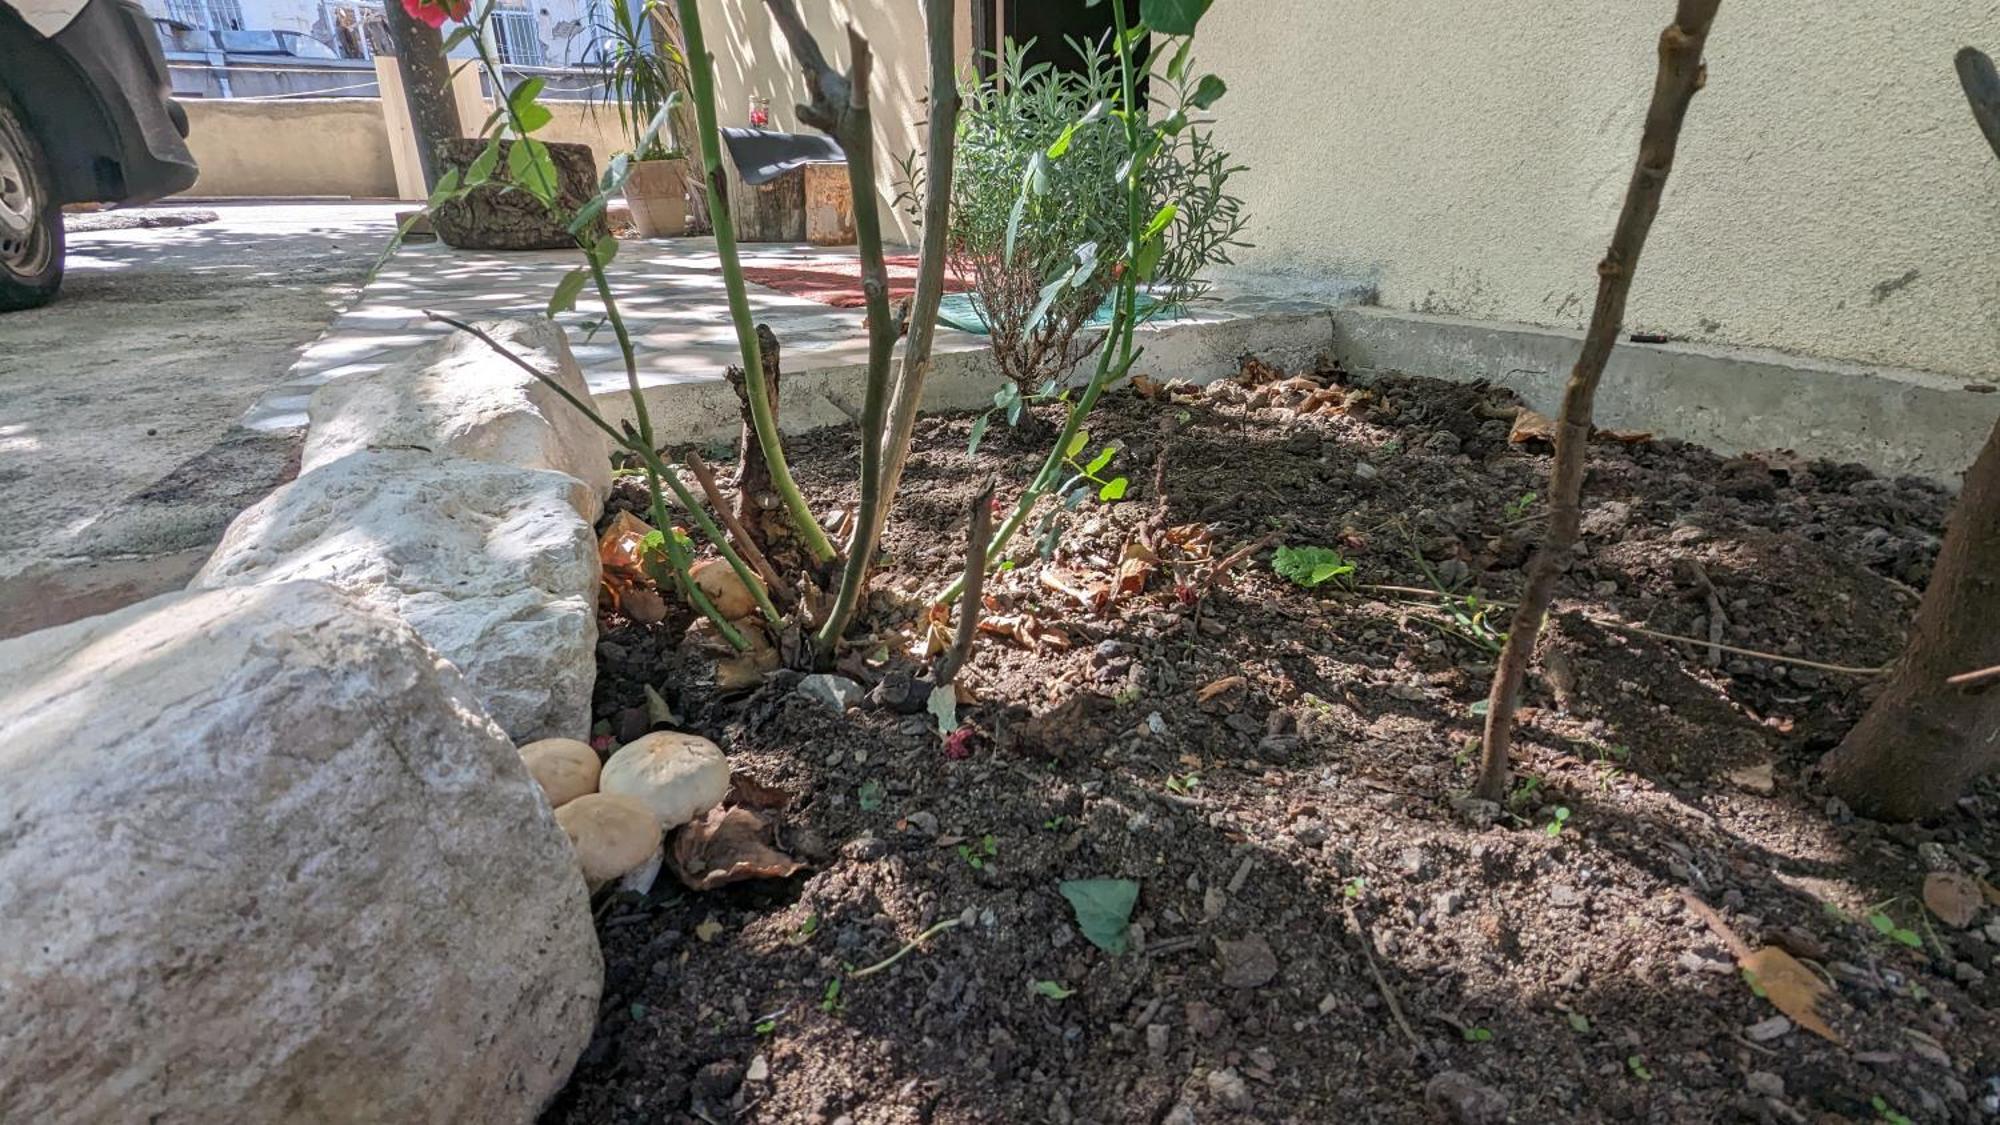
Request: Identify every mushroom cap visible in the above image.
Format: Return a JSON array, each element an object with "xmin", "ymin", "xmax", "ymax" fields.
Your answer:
[
  {"xmin": 554, "ymin": 793, "xmax": 663, "ymax": 888},
  {"xmin": 599, "ymin": 730, "xmax": 730, "ymax": 830},
  {"xmin": 690, "ymin": 558, "xmax": 761, "ymax": 621},
  {"xmin": 518, "ymin": 737, "xmax": 601, "ymax": 808}
]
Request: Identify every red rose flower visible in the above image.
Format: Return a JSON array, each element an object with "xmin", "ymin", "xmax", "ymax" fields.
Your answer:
[{"xmin": 401, "ymin": 0, "xmax": 469, "ymax": 29}]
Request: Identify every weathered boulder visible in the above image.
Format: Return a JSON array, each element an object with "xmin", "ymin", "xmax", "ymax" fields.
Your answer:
[
  {"xmin": 303, "ymin": 318, "xmax": 612, "ymax": 510},
  {"xmin": 0, "ymin": 582, "xmax": 600, "ymax": 1124},
  {"xmin": 599, "ymin": 730, "xmax": 730, "ymax": 829},
  {"xmin": 192, "ymin": 449, "xmax": 598, "ymax": 741}
]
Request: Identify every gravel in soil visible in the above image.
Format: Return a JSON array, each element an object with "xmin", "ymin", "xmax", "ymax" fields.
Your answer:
[{"xmin": 549, "ymin": 356, "xmax": 2000, "ymax": 1124}]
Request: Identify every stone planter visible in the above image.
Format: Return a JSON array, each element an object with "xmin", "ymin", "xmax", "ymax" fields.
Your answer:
[
  {"xmin": 625, "ymin": 157, "xmax": 689, "ymax": 238},
  {"xmin": 431, "ymin": 139, "xmax": 605, "ymax": 251}
]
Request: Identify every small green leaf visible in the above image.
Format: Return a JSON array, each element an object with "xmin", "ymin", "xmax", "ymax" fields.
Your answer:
[
  {"xmin": 1463, "ymin": 1027, "xmax": 1493, "ymax": 1043},
  {"xmin": 1065, "ymin": 430, "xmax": 1089, "ymax": 459},
  {"xmin": 515, "ymin": 101, "xmax": 553, "ymax": 133},
  {"xmin": 857, "ymin": 778, "xmax": 885, "ymax": 812},
  {"xmin": 1566, "ymin": 1012, "xmax": 1591, "ymax": 1033},
  {"xmin": 1047, "ymin": 121, "xmax": 1079, "ymax": 160},
  {"xmin": 967, "ymin": 412, "xmax": 992, "ymax": 455},
  {"xmin": 1134, "ymin": 234, "xmax": 1165, "ymax": 281},
  {"xmin": 548, "ymin": 267, "xmax": 589, "ymax": 316},
  {"xmin": 1627, "ymin": 1055, "xmax": 1653, "ymax": 1082},
  {"xmin": 1190, "ymin": 73, "xmax": 1228, "ymax": 110},
  {"xmin": 590, "ymin": 234, "xmax": 620, "ymax": 267},
  {"xmin": 465, "ymin": 137, "xmax": 502, "ymax": 186},
  {"xmin": 441, "ymin": 23, "xmax": 478, "ymax": 50},
  {"xmin": 1097, "ymin": 477, "xmax": 1129, "ymax": 502},
  {"xmin": 1085, "ymin": 445, "xmax": 1116, "ymax": 474},
  {"xmin": 1032, "ymin": 980, "xmax": 1075, "ymax": 1001},
  {"xmin": 1143, "ymin": 203, "xmax": 1179, "ymax": 241},
  {"xmin": 506, "ymin": 75, "xmax": 547, "ymax": 115},
  {"xmin": 928, "ymin": 682, "xmax": 959, "ymax": 734},
  {"xmin": 425, "ymin": 167, "xmax": 462, "ymax": 208},
  {"xmin": 1165, "ymin": 37, "xmax": 1193, "ymax": 82},
  {"xmin": 1139, "ymin": 0, "xmax": 1212, "ymax": 34},
  {"xmin": 1059, "ymin": 878, "xmax": 1140, "ymax": 956}
]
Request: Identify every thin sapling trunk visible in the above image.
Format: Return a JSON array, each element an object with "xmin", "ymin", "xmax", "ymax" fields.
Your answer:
[{"xmin": 1473, "ymin": 0, "xmax": 1723, "ymax": 802}]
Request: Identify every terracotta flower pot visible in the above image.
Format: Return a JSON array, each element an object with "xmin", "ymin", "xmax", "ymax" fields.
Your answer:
[{"xmin": 625, "ymin": 157, "xmax": 688, "ymax": 238}]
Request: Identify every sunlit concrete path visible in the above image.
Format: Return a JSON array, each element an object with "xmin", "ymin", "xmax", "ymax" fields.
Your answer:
[{"xmin": 0, "ymin": 202, "xmax": 402, "ymax": 636}]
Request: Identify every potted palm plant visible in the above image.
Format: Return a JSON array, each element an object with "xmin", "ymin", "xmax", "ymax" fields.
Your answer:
[{"xmin": 599, "ymin": 0, "xmax": 690, "ymax": 237}]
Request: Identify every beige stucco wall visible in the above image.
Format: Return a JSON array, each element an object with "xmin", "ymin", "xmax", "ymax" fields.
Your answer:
[
  {"xmin": 1200, "ymin": 2, "xmax": 2000, "ymax": 381},
  {"xmin": 178, "ymin": 97, "xmax": 629, "ymax": 200},
  {"xmin": 182, "ymin": 99, "xmax": 398, "ymax": 198},
  {"xmin": 693, "ymin": 0, "xmax": 970, "ymax": 244}
]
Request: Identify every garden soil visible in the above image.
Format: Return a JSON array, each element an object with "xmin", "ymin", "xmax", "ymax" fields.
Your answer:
[{"xmin": 546, "ymin": 355, "xmax": 2000, "ymax": 1124}]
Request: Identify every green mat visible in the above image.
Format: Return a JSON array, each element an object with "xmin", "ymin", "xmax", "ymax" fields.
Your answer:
[{"xmin": 936, "ymin": 290, "xmax": 1168, "ymax": 335}]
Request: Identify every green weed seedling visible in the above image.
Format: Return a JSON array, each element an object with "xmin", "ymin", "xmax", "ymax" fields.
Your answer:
[
  {"xmin": 959, "ymin": 834, "xmax": 999, "ymax": 870},
  {"xmin": 1273, "ymin": 545, "xmax": 1356, "ymax": 590}
]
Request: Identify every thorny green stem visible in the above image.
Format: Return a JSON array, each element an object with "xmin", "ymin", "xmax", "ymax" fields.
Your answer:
[{"xmin": 674, "ymin": 0, "xmax": 835, "ymax": 564}]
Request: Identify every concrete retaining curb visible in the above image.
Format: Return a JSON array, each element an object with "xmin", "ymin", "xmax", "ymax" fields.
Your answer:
[{"xmin": 1331, "ymin": 307, "xmax": 2000, "ymax": 485}]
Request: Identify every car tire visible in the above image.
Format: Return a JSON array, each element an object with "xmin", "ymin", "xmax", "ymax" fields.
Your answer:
[{"xmin": 0, "ymin": 88, "xmax": 63, "ymax": 312}]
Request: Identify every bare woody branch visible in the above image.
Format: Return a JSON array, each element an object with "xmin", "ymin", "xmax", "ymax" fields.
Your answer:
[
  {"xmin": 935, "ymin": 479, "xmax": 996, "ymax": 688},
  {"xmin": 1473, "ymin": 0, "xmax": 1723, "ymax": 802}
]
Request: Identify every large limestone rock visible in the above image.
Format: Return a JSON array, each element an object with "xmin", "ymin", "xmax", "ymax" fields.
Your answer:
[
  {"xmin": 303, "ymin": 318, "xmax": 612, "ymax": 510},
  {"xmin": 192, "ymin": 449, "xmax": 598, "ymax": 741},
  {"xmin": 0, "ymin": 582, "xmax": 600, "ymax": 1124}
]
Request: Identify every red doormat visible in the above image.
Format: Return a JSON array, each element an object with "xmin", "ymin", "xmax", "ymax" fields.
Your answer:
[{"xmin": 739, "ymin": 254, "xmax": 969, "ymax": 308}]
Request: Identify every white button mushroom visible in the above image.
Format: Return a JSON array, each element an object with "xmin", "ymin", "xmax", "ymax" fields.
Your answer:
[
  {"xmin": 517, "ymin": 737, "xmax": 601, "ymax": 808},
  {"xmin": 554, "ymin": 793, "xmax": 662, "ymax": 889},
  {"xmin": 598, "ymin": 730, "xmax": 730, "ymax": 830}
]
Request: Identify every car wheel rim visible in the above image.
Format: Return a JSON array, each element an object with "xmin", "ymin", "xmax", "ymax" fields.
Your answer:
[{"xmin": 0, "ymin": 121, "xmax": 50, "ymax": 276}]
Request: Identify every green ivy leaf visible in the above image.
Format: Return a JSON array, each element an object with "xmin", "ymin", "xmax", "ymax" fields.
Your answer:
[
  {"xmin": 548, "ymin": 267, "xmax": 588, "ymax": 316},
  {"xmin": 1190, "ymin": 73, "xmax": 1228, "ymax": 110},
  {"xmin": 1059, "ymin": 878, "xmax": 1140, "ymax": 955},
  {"xmin": 1140, "ymin": 0, "xmax": 1213, "ymax": 35}
]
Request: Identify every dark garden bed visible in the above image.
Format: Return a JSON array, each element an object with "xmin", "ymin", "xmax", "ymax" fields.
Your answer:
[{"xmin": 546, "ymin": 355, "xmax": 2000, "ymax": 1124}]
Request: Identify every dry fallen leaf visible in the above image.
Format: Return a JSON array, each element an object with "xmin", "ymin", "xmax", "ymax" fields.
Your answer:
[
  {"xmin": 670, "ymin": 805, "xmax": 804, "ymax": 892},
  {"xmin": 1508, "ymin": 408, "xmax": 1556, "ymax": 445},
  {"xmin": 1192, "ymin": 668, "xmax": 1240, "ymax": 704},
  {"xmin": 1115, "ymin": 541, "xmax": 1158, "ymax": 599},
  {"xmin": 598, "ymin": 509, "xmax": 655, "ymax": 577},
  {"xmin": 1924, "ymin": 871, "xmax": 1982, "ymax": 929},
  {"xmin": 1740, "ymin": 946, "xmax": 1842, "ymax": 1045},
  {"xmin": 694, "ymin": 917, "xmax": 724, "ymax": 942}
]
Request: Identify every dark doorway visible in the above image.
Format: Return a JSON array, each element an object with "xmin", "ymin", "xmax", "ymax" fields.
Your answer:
[{"xmin": 973, "ymin": 0, "xmax": 1146, "ymax": 79}]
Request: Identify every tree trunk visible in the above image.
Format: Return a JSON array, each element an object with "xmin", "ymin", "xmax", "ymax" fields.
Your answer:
[
  {"xmin": 727, "ymin": 164, "xmax": 808, "ymax": 242},
  {"xmin": 1473, "ymin": 0, "xmax": 1722, "ymax": 802},
  {"xmin": 1819, "ymin": 421, "xmax": 2000, "ymax": 819},
  {"xmin": 382, "ymin": 0, "xmax": 464, "ymax": 191},
  {"xmin": 1816, "ymin": 49, "xmax": 2000, "ymax": 820}
]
